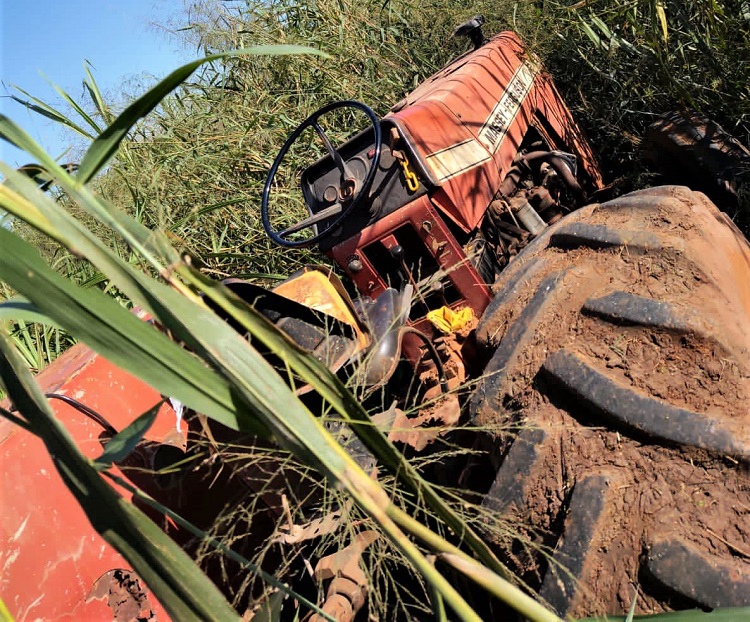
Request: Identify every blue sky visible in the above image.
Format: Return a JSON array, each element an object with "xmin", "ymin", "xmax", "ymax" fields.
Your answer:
[{"xmin": 1, "ymin": 0, "xmax": 192, "ymax": 167}]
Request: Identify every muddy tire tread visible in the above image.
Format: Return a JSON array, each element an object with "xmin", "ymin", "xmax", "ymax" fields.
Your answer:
[{"xmin": 473, "ymin": 186, "xmax": 750, "ymax": 617}]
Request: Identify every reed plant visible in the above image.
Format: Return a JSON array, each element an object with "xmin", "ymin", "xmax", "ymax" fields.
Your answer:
[{"xmin": 2, "ymin": 1, "xmax": 750, "ymax": 619}]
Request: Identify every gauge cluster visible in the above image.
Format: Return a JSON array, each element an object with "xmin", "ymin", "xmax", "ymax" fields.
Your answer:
[{"xmin": 300, "ymin": 120, "xmax": 429, "ymax": 251}]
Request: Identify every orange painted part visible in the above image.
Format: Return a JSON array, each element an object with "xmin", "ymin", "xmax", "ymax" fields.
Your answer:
[
  {"xmin": 1, "ymin": 343, "xmax": 177, "ymax": 621},
  {"xmin": 272, "ymin": 268, "xmax": 371, "ymax": 352}
]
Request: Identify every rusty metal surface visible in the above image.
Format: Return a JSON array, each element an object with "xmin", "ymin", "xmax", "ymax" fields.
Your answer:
[
  {"xmin": 271, "ymin": 267, "xmax": 370, "ymax": 352},
  {"xmin": 87, "ymin": 569, "xmax": 157, "ymax": 621},
  {"xmin": 388, "ymin": 394, "xmax": 461, "ymax": 451},
  {"xmin": 309, "ymin": 531, "xmax": 379, "ymax": 622},
  {"xmin": 1, "ymin": 343, "xmax": 175, "ymax": 621}
]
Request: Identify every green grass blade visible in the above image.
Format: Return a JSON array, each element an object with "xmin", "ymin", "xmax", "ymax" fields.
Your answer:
[
  {"xmin": 9, "ymin": 87, "xmax": 96, "ymax": 140},
  {"xmin": 44, "ymin": 73, "xmax": 104, "ymax": 135},
  {"xmin": 626, "ymin": 588, "xmax": 638, "ymax": 622},
  {"xmin": 440, "ymin": 552, "xmax": 560, "ymax": 622},
  {"xmin": 95, "ymin": 401, "xmax": 162, "ymax": 468},
  {"xmin": 169, "ymin": 196, "xmax": 248, "ymax": 231},
  {"xmin": 83, "ymin": 60, "xmax": 115, "ymax": 126},
  {"xmin": 77, "ymin": 45, "xmax": 327, "ymax": 183},
  {"xmin": 655, "ymin": 2, "xmax": 669, "ymax": 43},
  {"xmin": 79, "ymin": 271, "xmax": 109, "ymax": 289},
  {"xmin": 0, "ymin": 296, "xmax": 62, "ymax": 327},
  {"xmin": 0, "ymin": 226, "xmax": 266, "ymax": 436},
  {"xmin": 0, "ymin": 596, "xmax": 14, "ymax": 622}
]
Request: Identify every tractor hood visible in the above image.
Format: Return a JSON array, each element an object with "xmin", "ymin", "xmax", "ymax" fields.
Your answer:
[{"xmin": 385, "ymin": 32, "xmax": 540, "ymax": 232}]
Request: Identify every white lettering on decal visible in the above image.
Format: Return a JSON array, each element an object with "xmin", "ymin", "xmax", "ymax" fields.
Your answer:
[
  {"xmin": 425, "ymin": 139, "xmax": 492, "ymax": 183},
  {"xmin": 478, "ymin": 62, "xmax": 536, "ymax": 154}
]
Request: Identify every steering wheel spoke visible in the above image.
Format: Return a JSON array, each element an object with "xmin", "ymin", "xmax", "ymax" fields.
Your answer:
[
  {"xmin": 312, "ymin": 121, "xmax": 355, "ymax": 184},
  {"xmin": 279, "ymin": 202, "xmax": 344, "ymax": 238},
  {"xmin": 261, "ymin": 101, "xmax": 381, "ymax": 248}
]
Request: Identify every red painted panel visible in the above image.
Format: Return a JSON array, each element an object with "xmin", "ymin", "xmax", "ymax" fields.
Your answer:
[
  {"xmin": 387, "ymin": 31, "xmax": 602, "ymax": 232},
  {"xmin": 329, "ymin": 194, "xmax": 492, "ymax": 325},
  {"xmin": 1, "ymin": 344, "xmax": 176, "ymax": 621}
]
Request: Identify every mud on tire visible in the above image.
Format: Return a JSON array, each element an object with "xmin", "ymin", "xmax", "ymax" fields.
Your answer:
[{"xmin": 471, "ymin": 186, "xmax": 750, "ymax": 617}]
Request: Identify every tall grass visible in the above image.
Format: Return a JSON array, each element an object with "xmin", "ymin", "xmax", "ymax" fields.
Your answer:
[
  {"xmin": 541, "ymin": 0, "xmax": 750, "ymax": 196},
  {"xmin": 0, "ymin": 41, "xmax": 566, "ymax": 621},
  {"xmin": 14, "ymin": 1, "xmax": 747, "ymax": 282},
  {"xmin": 2, "ymin": 0, "xmax": 750, "ymax": 619}
]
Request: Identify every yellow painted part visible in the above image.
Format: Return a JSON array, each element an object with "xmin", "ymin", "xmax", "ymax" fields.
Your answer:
[
  {"xmin": 272, "ymin": 270, "xmax": 370, "ymax": 351},
  {"xmin": 426, "ymin": 306, "xmax": 474, "ymax": 333}
]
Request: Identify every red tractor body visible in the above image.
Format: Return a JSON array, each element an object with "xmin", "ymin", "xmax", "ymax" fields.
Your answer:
[
  {"xmin": 2, "ymin": 29, "xmax": 608, "ymax": 620},
  {"xmin": 299, "ymin": 33, "xmax": 602, "ymax": 357},
  {"xmin": 1, "ymin": 345, "xmax": 175, "ymax": 620}
]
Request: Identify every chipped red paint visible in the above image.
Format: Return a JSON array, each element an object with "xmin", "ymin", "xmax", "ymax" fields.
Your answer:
[{"xmin": 1, "ymin": 343, "xmax": 176, "ymax": 621}]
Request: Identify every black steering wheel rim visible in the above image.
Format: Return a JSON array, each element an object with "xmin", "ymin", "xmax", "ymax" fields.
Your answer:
[{"xmin": 261, "ymin": 100, "xmax": 382, "ymax": 248}]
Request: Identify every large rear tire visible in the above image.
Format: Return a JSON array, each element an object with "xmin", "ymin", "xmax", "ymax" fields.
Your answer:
[{"xmin": 471, "ymin": 186, "xmax": 750, "ymax": 617}]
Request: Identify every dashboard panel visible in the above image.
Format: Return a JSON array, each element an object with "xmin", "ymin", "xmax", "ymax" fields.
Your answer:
[{"xmin": 300, "ymin": 120, "xmax": 430, "ymax": 251}]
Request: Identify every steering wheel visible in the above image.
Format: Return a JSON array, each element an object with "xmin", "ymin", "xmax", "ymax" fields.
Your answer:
[{"xmin": 261, "ymin": 100, "xmax": 382, "ymax": 248}]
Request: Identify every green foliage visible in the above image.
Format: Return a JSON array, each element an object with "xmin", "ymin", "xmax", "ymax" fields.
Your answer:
[
  {"xmin": 2, "ymin": 1, "xmax": 749, "ymax": 619},
  {"xmin": 0, "ymin": 286, "xmax": 73, "ymax": 375},
  {"xmin": 540, "ymin": 0, "xmax": 750, "ymax": 193},
  {"xmin": 94, "ymin": 401, "xmax": 162, "ymax": 469}
]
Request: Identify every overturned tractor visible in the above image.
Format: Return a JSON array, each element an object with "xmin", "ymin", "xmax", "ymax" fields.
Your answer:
[{"xmin": 3, "ymin": 18, "xmax": 750, "ymax": 621}]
